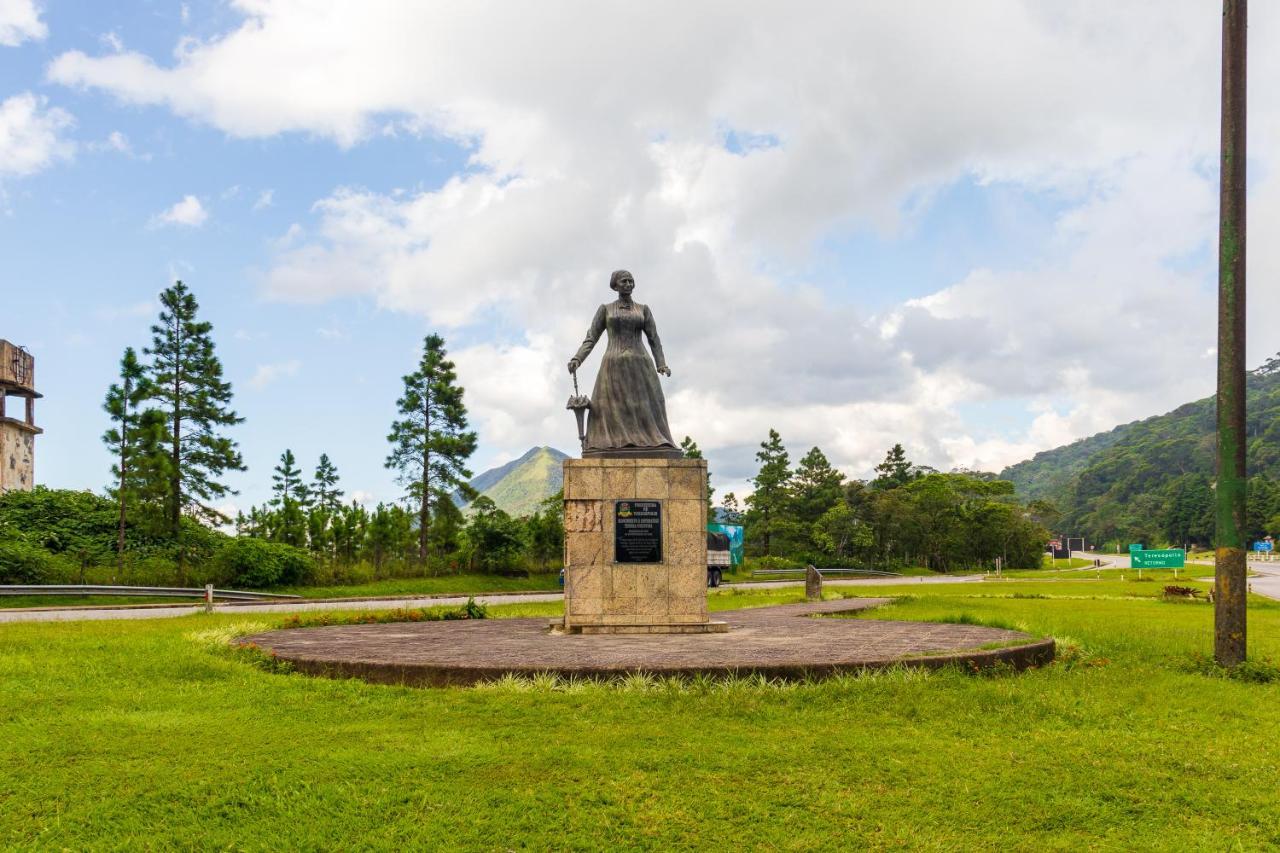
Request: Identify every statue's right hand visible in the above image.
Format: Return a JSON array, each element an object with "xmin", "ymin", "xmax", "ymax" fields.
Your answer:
[{"xmin": 567, "ymin": 358, "xmax": 580, "ymax": 374}]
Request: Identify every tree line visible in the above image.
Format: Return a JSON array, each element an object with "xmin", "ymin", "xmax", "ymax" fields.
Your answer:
[
  {"xmin": 94, "ymin": 281, "xmax": 564, "ymax": 586},
  {"xmin": 235, "ymin": 449, "xmax": 564, "ymax": 577},
  {"xmin": 726, "ymin": 431, "xmax": 1048, "ymax": 571},
  {"xmin": 2, "ymin": 278, "xmax": 1054, "ymax": 589}
]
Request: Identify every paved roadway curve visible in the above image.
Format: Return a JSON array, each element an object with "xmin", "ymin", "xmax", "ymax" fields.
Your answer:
[{"xmin": 0, "ymin": 575, "xmax": 984, "ymax": 624}]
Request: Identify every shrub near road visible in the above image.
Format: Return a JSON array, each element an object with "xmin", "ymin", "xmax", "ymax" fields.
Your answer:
[{"xmin": 1, "ymin": 581, "xmax": 1279, "ymax": 848}]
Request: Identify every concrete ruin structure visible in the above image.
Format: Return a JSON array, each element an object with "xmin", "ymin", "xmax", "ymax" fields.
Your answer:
[{"xmin": 0, "ymin": 340, "xmax": 40, "ymax": 493}]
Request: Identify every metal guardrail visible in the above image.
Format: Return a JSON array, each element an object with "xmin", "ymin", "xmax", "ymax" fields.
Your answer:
[
  {"xmin": 0, "ymin": 584, "xmax": 300, "ymax": 601},
  {"xmin": 751, "ymin": 568, "xmax": 903, "ymax": 578}
]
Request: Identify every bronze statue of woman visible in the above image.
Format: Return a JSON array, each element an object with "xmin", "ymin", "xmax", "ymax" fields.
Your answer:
[{"xmin": 567, "ymin": 270, "xmax": 681, "ymax": 458}]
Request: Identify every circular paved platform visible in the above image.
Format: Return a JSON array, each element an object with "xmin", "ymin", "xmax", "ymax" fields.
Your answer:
[{"xmin": 240, "ymin": 599, "xmax": 1055, "ymax": 687}]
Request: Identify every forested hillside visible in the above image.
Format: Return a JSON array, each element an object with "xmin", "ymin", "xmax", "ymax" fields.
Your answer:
[{"xmin": 1000, "ymin": 356, "xmax": 1280, "ymax": 547}]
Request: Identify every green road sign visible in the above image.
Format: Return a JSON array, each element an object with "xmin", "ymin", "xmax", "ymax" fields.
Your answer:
[
  {"xmin": 1131, "ymin": 549, "xmax": 1185, "ymax": 569},
  {"xmin": 1128, "ymin": 543, "xmax": 1143, "ymax": 553}
]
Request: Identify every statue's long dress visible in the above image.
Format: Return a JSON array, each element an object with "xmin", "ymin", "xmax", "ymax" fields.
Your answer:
[{"xmin": 572, "ymin": 300, "xmax": 679, "ymax": 456}]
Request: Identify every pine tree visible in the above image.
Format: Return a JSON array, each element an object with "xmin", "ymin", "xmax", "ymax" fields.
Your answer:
[
  {"xmin": 680, "ymin": 435, "xmax": 715, "ymax": 515},
  {"xmin": 367, "ymin": 503, "xmax": 397, "ymax": 574},
  {"xmin": 790, "ymin": 446, "xmax": 845, "ymax": 525},
  {"xmin": 872, "ymin": 443, "xmax": 915, "ymax": 490},
  {"xmin": 270, "ymin": 449, "xmax": 309, "ymax": 547},
  {"xmin": 333, "ymin": 501, "xmax": 368, "ymax": 565},
  {"xmin": 311, "ymin": 453, "xmax": 343, "ymax": 512},
  {"xmin": 744, "ymin": 429, "xmax": 791, "ymax": 556},
  {"xmin": 386, "ymin": 334, "xmax": 478, "ymax": 562},
  {"xmin": 102, "ymin": 347, "xmax": 153, "ymax": 570},
  {"xmin": 144, "ymin": 281, "xmax": 245, "ymax": 570},
  {"xmin": 719, "ymin": 492, "xmax": 743, "ymax": 525},
  {"xmin": 428, "ymin": 496, "xmax": 466, "ymax": 560}
]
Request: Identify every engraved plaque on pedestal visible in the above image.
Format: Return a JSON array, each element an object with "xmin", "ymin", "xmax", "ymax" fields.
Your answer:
[{"xmin": 614, "ymin": 500, "xmax": 662, "ymax": 563}]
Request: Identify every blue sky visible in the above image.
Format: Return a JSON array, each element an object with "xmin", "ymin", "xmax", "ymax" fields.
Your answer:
[{"xmin": 2, "ymin": 1, "xmax": 1278, "ymax": 514}]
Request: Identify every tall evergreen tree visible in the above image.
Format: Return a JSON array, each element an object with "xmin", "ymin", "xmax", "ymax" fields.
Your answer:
[
  {"xmin": 367, "ymin": 503, "xmax": 397, "ymax": 574},
  {"xmin": 144, "ymin": 281, "xmax": 245, "ymax": 567},
  {"xmin": 270, "ymin": 448, "xmax": 309, "ymax": 547},
  {"xmin": 790, "ymin": 446, "xmax": 845, "ymax": 525},
  {"xmin": 872, "ymin": 443, "xmax": 915, "ymax": 490},
  {"xmin": 386, "ymin": 334, "xmax": 478, "ymax": 562},
  {"xmin": 102, "ymin": 347, "xmax": 153, "ymax": 569},
  {"xmin": 719, "ymin": 492, "xmax": 743, "ymax": 525},
  {"xmin": 745, "ymin": 429, "xmax": 791, "ymax": 555},
  {"xmin": 428, "ymin": 496, "xmax": 466, "ymax": 560},
  {"xmin": 311, "ymin": 453, "xmax": 343, "ymax": 512}
]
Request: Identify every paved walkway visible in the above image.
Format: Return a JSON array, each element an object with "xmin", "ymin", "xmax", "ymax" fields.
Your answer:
[
  {"xmin": 0, "ymin": 575, "xmax": 982, "ymax": 624},
  {"xmin": 241, "ymin": 598, "xmax": 1054, "ymax": 686}
]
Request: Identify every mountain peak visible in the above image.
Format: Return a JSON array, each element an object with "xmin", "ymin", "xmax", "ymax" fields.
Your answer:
[{"xmin": 454, "ymin": 446, "xmax": 572, "ymax": 517}]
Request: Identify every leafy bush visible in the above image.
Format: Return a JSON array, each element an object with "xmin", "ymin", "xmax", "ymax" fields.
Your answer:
[
  {"xmin": 0, "ymin": 486, "xmax": 231, "ymax": 570},
  {"xmin": 0, "ymin": 538, "xmax": 56, "ymax": 584},
  {"xmin": 215, "ymin": 538, "xmax": 315, "ymax": 588}
]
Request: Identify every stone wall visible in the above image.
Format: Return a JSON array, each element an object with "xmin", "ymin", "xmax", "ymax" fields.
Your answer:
[{"xmin": 562, "ymin": 457, "xmax": 708, "ymax": 628}]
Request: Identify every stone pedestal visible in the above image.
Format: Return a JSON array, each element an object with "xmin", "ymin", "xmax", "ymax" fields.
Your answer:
[{"xmin": 560, "ymin": 457, "xmax": 727, "ymax": 634}]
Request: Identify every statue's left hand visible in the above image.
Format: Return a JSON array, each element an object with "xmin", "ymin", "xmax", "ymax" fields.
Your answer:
[{"xmin": 657, "ymin": 365, "xmax": 672, "ymax": 377}]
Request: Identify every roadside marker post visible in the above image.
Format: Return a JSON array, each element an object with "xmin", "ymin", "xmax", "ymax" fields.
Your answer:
[{"xmin": 204, "ymin": 584, "xmax": 214, "ymax": 614}]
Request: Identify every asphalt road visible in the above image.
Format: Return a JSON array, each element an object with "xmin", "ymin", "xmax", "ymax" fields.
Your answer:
[
  {"xmin": 0, "ymin": 575, "xmax": 985, "ymax": 624},
  {"xmin": 1242, "ymin": 559, "xmax": 1280, "ymax": 600},
  {"xmin": 1081, "ymin": 550, "xmax": 1280, "ymax": 601}
]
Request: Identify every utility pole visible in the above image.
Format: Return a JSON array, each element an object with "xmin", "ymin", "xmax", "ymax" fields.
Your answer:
[{"xmin": 1215, "ymin": 0, "xmax": 1247, "ymax": 666}]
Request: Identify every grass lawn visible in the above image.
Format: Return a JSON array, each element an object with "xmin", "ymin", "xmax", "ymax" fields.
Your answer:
[
  {"xmin": 1040, "ymin": 556, "xmax": 1095, "ymax": 570},
  {"xmin": 2, "ymin": 580, "xmax": 1280, "ymax": 848}
]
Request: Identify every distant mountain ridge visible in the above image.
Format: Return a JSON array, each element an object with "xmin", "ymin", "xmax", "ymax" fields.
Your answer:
[{"xmin": 454, "ymin": 446, "xmax": 571, "ymax": 517}]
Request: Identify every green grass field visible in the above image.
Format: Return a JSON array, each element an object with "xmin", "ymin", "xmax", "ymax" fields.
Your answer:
[
  {"xmin": 2, "ymin": 579, "xmax": 1279, "ymax": 848},
  {"xmin": 1041, "ymin": 556, "xmax": 1095, "ymax": 570}
]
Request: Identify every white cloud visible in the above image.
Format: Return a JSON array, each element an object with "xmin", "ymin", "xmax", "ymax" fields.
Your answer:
[
  {"xmin": 212, "ymin": 501, "xmax": 240, "ymax": 532},
  {"xmin": 149, "ymin": 194, "xmax": 208, "ymax": 228},
  {"xmin": 43, "ymin": 2, "xmax": 1280, "ymax": 483},
  {"xmin": 247, "ymin": 359, "xmax": 301, "ymax": 391},
  {"xmin": 102, "ymin": 129, "xmax": 130, "ymax": 152},
  {"xmin": 0, "ymin": 0, "xmax": 46, "ymax": 46},
  {"xmin": 0, "ymin": 92, "xmax": 73, "ymax": 177},
  {"xmin": 252, "ymin": 188, "xmax": 273, "ymax": 210},
  {"xmin": 87, "ymin": 129, "xmax": 149, "ymax": 160}
]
